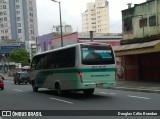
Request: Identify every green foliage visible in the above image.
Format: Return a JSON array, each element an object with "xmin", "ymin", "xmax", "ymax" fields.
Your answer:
[{"xmin": 10, "ymin": 48, "xmax": 29, "ymax": 66}]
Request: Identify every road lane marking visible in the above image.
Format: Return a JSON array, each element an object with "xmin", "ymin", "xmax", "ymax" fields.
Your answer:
[
  {"xmin": 50, "ymin": 97, "xmax": 74, "ymax": 104},
  {"xmin": 99, "ymin": 92, "xmax": 116, "ymax": 95},
  {"xmin": 14, "ymin": 89, "xmax": 23, "ymax": 92},
  {"xmin": 128, "ymin": 95, "xmax": 150, "ymax": 100}
]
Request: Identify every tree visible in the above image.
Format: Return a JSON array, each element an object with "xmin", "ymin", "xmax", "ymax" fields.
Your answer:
[{"xmin": 10, "ymin": 48, "xmax": 29, "ymax": 66}]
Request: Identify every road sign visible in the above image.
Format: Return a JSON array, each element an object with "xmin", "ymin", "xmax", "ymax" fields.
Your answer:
[{"xmin": 0, "ymin": 46, "xmax": 20, "ymax": 54}]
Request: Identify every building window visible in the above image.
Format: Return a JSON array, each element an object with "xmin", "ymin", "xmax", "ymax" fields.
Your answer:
[
  {"xmin": 123, "ymin": 17, "xmax": 133, "ymax": 31},
  {"xmin": 149, "ymin": 15, "xmax": 156, "ymax": 26},
  {"xmin": 18, "ymin": 29, "xmax": 21, "ymax": 33},
  {"xmin": 0, "ymin": 24, "xmax": 3, "ymax": 28},
  {"xmin": 3, "ymin": 5, "xmax": 6, "ymax": 9},
  {"xmin": 16, "ymin": 11, "xmax": 20, "ymax": 15},
  {"xmin": 30, "ymin": 13, "xmax": 33, "ymax": 17},
  {"xmin": 31, "ymin": 30, "xmax": 34, "ymax": 34},
  {"xmin": 1, "ymin": 36, "xmax": 4, "ymax": 39},
  {"xmin": 5, "ymin": 29, "xmax": 8, "ymax": 33},
  {"xmin": 0, "ymin": 18, "xmax": 3, "ymax": 22},
  {"xmin": 91, "ymin": 18, "xmax": 96, "ymax": 20},
  {"xmin": 43, "ymin": 42, "xmax": 46, "ymax": 51},
  {"xmin": 29, "ymin": 1, "xmax": 32, "ymax": 5},
  {"xmin": 1, "ymin": 30, "xmax": 4, "ymax": 33},
  {"xmin": 17, "ymin": 17, "xmax": 20, "ymax": 21},
  {"xmin": 3, "ymin": 11, "xmax": 7, "ymax": 15},
  {"xmin": 17, "ymin": 23, "xmax": 21, "ymax": 27},
  {"xmin": 16, "ymin": 0, "xmax": 19, "ymax": 3},
  {"xmin": 4, "ymin": 17, "xmax": 7, "ymax": 21},
  {"xmin": 139, "ymin": 18, "xmax": 147, "ymax": 28},
  {"xmin": 16, "ymin": 5, "xmax": 20, "ymax": 9}
]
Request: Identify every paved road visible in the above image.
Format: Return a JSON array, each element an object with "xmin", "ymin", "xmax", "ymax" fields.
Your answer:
[{"xmin": 0, "ymin": 80, "xmax": 160, "ymax": 119}]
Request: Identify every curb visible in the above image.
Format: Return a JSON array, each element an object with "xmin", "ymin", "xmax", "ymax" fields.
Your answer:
[
  {"xmin": 4, "ymin": 76, "xmax": 13, "ymax": 80},
  {"xmin": 114, "ymin": 87, "xmax": 160, "ymax": 93}
]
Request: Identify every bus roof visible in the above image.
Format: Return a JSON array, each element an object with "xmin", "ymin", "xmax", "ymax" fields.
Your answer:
[{"xmin": 34, "ymin": 42, "xmax": 111, "ymax": 57}]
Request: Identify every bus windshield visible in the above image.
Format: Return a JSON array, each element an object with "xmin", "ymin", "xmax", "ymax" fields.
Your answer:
[{"xmin": 81, "ymin": 44, "xmax": 115, "ymax": 65}]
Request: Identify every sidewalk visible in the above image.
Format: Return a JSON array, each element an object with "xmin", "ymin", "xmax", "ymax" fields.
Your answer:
[
  {"xmin": 4, "ymin": 76, "xmax": 13, "ymax": 80},
  {"xmin": 115, "ymin": 80, "xmax": 160, "ymax": 93}
]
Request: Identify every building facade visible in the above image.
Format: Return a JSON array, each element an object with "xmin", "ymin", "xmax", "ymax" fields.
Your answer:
[
  {"xmin": 0, "ymin": 0, "xmax": 38, "ymax": 43},
  {"xmin": 82, "ymin": 0, "xmax": 110, "ymax": 33},
  {"xmin": 78, "ymin": 32, "xmax": 121, "ymax": 46},
  {"xmin": 37, "ymin": 33, "xmax": 54, "ymax": 53},
  {"xmin": 51, "ymin": 32, "xmax": 121, "ymax": 50},
  {"xmin": 115, "ymin": 0, "xmax": 160, "ymax": 82},
  {"xmin": 52, "ymin": 22, "xmax": 73, "ymax": 34},
  {"xmin": 52, "ymin": 32, "xmax": 78, "ymax": 49},
  {"xmin": 37, "ymin": 32, "xmax": 121, "ymax": 53}
]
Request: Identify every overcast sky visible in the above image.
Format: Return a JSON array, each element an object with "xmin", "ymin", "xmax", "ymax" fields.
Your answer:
[{"xmin": 36, "ymin": 0, "xmax": 146, "ymax": 36}]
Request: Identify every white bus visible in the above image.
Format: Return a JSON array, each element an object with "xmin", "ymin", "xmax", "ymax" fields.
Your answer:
[{"xmin": 30, "ymin": 42, "xmax": 116, "ymax": 95}]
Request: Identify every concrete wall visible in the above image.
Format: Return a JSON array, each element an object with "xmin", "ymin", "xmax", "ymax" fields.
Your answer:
[
  {"xmin": 51, "ymin": 32, "xmax": 78, "ymax": 49},
  {"xmin": 37, "ymin": 33, "xmax": 53, "ymax": 52},
  {"xmin": 122, "ymin": 0, "xmax": 160, "ymax": 40}
]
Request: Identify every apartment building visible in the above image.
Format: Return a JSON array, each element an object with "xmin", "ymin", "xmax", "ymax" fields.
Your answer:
[
  {"xmin": 0, "ymin": 0, "xmax": 38, "ymax": 43},
  {"xmin": 82, "ymin": 0, "xmax": 110, "ymax": 33}
]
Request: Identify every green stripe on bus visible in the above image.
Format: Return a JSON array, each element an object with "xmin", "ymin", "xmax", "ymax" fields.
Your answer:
[{"xmin": 41, "ymin": 68, "xmax": 116, "ymax": 74}]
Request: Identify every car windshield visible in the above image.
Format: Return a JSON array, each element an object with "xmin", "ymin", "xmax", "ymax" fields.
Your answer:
[{"xmin": 19, "ymin": 72, "xmax": 30, "ymax": 77}]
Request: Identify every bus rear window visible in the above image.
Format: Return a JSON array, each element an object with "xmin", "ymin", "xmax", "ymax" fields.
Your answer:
[{"xmin": 81, "ymin": 44, "xmax": 115, "ymax": 65}]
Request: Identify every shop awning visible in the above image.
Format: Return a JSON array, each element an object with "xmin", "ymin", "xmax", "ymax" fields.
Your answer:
[{"xmin": 113, "ymin": 40, "xmax": 160, "ymax": 56}]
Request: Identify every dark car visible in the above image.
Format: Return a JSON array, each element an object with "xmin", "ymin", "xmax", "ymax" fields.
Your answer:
[
  {"xmin": 14, "ymin": 72, "xmax": 30, "ymax": 84},
  {"xmin": 0, "ymin": 77, "xmax": 4, "ymax": 90}
]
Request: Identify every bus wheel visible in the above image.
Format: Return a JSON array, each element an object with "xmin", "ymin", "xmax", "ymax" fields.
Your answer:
[
  {"xmin": 56, "ymin": 84, "xmax": 63, "ymax": 95},
  {"xmin": 83, "ymin": 89, "xmax": 94, "ymax": 95},
  {"xmin": 32, "ymin": 82, "xmax": 38, "ymax": 92}
]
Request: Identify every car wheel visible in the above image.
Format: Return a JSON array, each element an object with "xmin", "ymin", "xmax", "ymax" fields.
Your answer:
[
  {"xmin": 1, "ymin": 87, "xmax": 4, "ymax": 90},
  {"xmin": 32, "ymin": 82, "xmax": 38, "ymax": 92}
]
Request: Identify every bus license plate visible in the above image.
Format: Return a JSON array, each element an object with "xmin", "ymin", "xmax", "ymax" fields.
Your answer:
[{"xmin": 96, "ymin": 83, "xmax": 103, "ymax": 87}]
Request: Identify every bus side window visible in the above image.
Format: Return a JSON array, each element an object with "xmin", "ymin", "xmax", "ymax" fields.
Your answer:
[
  {"xmin": 43, "ymin": 55, "xmax": 48, "ymax": 69},
  {"xmin": 31, "ymin": 57, "xmax": 39, "ymax": 70}
]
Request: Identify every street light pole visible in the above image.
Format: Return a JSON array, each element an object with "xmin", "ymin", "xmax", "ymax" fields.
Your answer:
[{"xmin": 51, "ymin": 0, "xmax": 63, "ymax": 47}]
